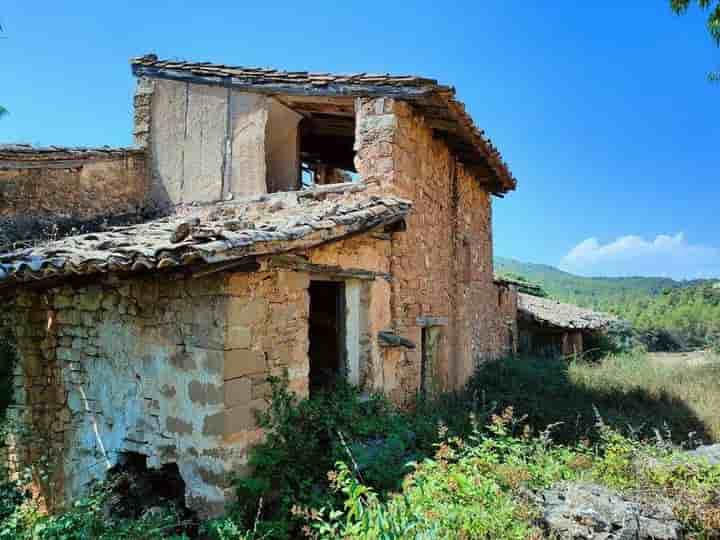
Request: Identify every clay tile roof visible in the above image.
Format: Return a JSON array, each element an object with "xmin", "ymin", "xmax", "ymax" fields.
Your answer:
[
  {"xmin": 518, "ymin": 293, "xmax": 615, "ymax": 331},
  {"xmin": 130, "ymin": 54, "xmax": 516, "ymax": 193},
  {"xmin": 0, "ymin": 187, "xmax": 411, "ymax": 288}
]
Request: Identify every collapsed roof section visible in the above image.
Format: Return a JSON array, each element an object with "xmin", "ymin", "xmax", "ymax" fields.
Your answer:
[
  {"xmin": 131, "ymin": 54, "xmax": 516, "ymax": 194},
  {"xmin": 0, "ymin": 185, "xmax": 411, "ymax": 288},
  {"xmin": 518, "ymin": 293, "xmax": 615, "ymax": 331}
]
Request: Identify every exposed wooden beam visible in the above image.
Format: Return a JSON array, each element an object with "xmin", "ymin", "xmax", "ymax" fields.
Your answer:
[{"xmin": 266, "ymin": 254, "xmax": 390, "ymax": 281}]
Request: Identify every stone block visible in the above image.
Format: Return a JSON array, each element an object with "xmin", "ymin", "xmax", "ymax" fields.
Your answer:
[
  {"xmin": 56, "ymin": 348, "xmax": 76, "ymax": 362},
  {"xmin": 78, "ymin": 286, "xmax": 103, "ymax": 311},
  {"xmin": 251, "ymin": 381, "xmax": 272, "ymax": 400},
  {"xmin": 187, "ymin": 347, "xmax": 223, "ymax": 374},
  {"xmin": 226, "ymin": 298, "xmax": 267, "ymax": 326},
  {"xmin": 188, "ymin": 380, "xmax": 223, "ymax": 406},
  {"xmin": 57, "ymin": 310, "xmax": 80, "ymax": 325},
  {"xmin": 225, "ymin": 326, "xmax": 251, "ymax": 349},
  {"xmin": 166, "ymin": 416, "xmax": 193, "ymax": 434},
  {"xmin": 185, "ymin": 324, "xmax": 226, "ymax": 350},
  {"xmin": 224, "ymin": 349, "xmax": 266, "ymax": 380},
  {"xmin": 101, "ymin": 293, "xmax": 119, "ymax": 310},
  {"xmin": 224, "ymin": 377, "xmax": 251, "ymax": 408}
]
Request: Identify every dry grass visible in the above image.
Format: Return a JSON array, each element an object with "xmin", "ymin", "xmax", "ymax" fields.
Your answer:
[
  {"xmin": 469, "ymin": 351, "xmax": 720, "ymax": 444},
  {"xmin": 569, "ymin": 351, "xmax": 720, "ymax": 442}
]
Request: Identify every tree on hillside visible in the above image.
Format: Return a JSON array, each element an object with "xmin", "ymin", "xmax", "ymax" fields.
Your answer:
[{"xmin": 671, "ymin": 0, "xmax": 720, "ymax": 79}]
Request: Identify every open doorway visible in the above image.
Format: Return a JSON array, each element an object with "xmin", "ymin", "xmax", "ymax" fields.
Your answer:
[{"xmin": 309, "ymin": 280, "xmax": 346, "ymax": 394}]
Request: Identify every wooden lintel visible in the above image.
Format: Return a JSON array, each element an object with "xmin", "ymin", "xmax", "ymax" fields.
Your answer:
[
  {"xmin": 416, "ymin": 315, "xmax": 449, "ymax": 327},
  {"xmin": 190, "ymin": 257, "xmax": 260, "ymax": 278},
  {"xmin": 267, "ymin": 254, "xmax": 389, "ymax": 281}
]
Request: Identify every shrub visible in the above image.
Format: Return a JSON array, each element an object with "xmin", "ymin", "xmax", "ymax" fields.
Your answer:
[
  {"xmin": 307, "ymin": 409, "xmax": 720, "ymax": 539},
  {"xmin": 0, "ymin": 483, "xmax": 192, "ymax": 540},
  {"xmin": 229, "ymin": 378, "xmax": 418, "ymax": 539}
]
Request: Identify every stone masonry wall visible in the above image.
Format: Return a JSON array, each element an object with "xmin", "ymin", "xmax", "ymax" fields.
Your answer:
[
  {"xmin": 355, "ymin": 97, "xmax": 513, "ymax": 396},
  {"xmin": 1, "ymin": 267, "xmax": 311, "ymax": 516},
  {"xmin": 303, "ymin": 233, "xmax": 395, "ymax": 397},
  {"xmin": 0, "ymin": 150, "xmax": 147, "ymax": 247}
]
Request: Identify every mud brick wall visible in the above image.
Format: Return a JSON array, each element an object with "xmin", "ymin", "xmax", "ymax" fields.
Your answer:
[
  {"xmin": 0, "ymin": 149, "xmax": 148, "ymax": 246},
  {"xmin": 356, "ymin": 97, "xmax": 513, "ymax": 395},
  {"xmin": 0, "ymin": 268, "xmax": 310, "ymax": 517}
]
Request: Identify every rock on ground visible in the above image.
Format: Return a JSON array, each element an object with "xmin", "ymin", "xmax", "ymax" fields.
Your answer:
[{"xmin": 539, "ymin": 482, "xmax": 681, "ymax": 540}]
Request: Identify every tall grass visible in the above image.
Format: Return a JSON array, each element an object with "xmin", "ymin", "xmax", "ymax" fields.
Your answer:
[
  {"xmin": 468, "ymin": 351, "xmax": 720, "ymax": 444},
  {"xmin": 569, "ymin": 351, "xmax": 720, "ymax": 441}
]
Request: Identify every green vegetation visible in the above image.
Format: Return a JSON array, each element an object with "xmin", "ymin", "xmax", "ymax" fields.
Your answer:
[
  {"xmin": 671, "ymin": 0, "xmax": 720, "ymax": 44},
  {"xmin": 671, "ymin": 0, "xmax": 720, "ymax": 80},
  {"xmin": 495, "ymin": 256, "xmax": 720, "ymax": 349},
  {"xmin": 307, "ymin": 416, "xmax": 720, "ymax": 539},
  {"xmin": 2, "ymin": 352, "xmax": 718, "ymax": 539},
  {"xmin": 0, "ymin": 486, "xmax": 191, "ymax": 540}
]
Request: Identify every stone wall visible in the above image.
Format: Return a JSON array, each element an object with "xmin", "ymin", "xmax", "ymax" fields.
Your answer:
[
  {"xmin": 0, "ymin": 243, "xmax": 400, "ymax": 515},
  {"xmin": 0, "ymin": 267, "xmax": 313, "ymax": 516},
  {"xmin": 355, "ymin": 97, "xmax": 513, "ymax": 396},
  {"xmin": 0, "ymin": 148, "xmax": 147, "ymax": 247}
]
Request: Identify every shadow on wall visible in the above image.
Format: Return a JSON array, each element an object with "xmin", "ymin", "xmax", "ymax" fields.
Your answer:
[
  {"xmin": 0, "ymin": 333, "xmax": 16, "ymax": 421},
  {"xmin": 465, "ymin": 355, "xmax": 715, "ymax": 445}
]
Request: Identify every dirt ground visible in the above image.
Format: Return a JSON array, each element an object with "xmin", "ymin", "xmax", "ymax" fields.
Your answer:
[{"xmin": 647, "ymin": 349, "xmax": 718, "ymax": 368}]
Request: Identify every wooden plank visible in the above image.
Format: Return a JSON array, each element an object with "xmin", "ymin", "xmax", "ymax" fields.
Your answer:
[
  {"xmin": 416, "ymin": 315, "xmax": 449, "ymax": 327},
  {"xmin": 267, "ymin": 254, "xmax": 389, "ymax": 281}
]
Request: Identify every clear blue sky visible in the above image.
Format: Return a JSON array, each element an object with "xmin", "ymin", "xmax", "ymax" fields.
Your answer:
[{"xmin": 2, "ymin": 1, "xmax": 718, "ymax": 278}]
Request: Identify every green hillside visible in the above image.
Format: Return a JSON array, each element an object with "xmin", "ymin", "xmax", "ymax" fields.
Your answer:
[
  {"xmin": 495, "ymin": 257, "xmax": 720, "ymax": 348},
  {"xmin": 494, "ymin": 257, "xmax": 681, "ymax": 309}
]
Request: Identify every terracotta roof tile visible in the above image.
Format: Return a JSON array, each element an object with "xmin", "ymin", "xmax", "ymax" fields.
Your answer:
[
  {"xmin": 0, "ymin": 187, "xmax": 411, "ymax": 288},
  {"xmin": 518, "ymin": 293, "xmax": 615, "ymax": 331}
]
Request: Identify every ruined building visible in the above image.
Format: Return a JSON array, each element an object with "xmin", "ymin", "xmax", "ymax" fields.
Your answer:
[
  {"xmin": 0, "ymin": 55, "xmax": 517, "ymax": 514},
  {"xmin": 517, "ymin": 293, "xmax": 613, "ymax": 357}
]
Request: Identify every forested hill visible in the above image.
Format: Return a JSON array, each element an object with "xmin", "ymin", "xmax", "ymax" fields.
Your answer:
[
  {"xmin": 494, "ymin": 257, "xmax": 682, "ymax": 307},
  {"xmin": 494, "ymin": 256, "xmax": 720, "ymax": 348}
]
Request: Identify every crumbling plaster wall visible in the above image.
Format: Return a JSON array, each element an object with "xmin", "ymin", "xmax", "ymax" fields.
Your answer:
[
  {"xmin": 355, "ymin": 97, "xmax": 512, "ymax": 396},
  {"xmin": 1, "ymin": 267, "xmax": 312, "ymax": 516},
  {"xmin": 140, "ymin": 78, "xmax": 301, "ymax": 208},
  {"xmin": 0, "ymin": 152, "xmax": 147, "ymax": 246}
]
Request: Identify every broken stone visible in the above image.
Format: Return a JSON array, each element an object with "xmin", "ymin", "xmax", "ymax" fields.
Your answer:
[{"xmin": 539, "ymin": 482, "xmax": 681, "ymax": 540}]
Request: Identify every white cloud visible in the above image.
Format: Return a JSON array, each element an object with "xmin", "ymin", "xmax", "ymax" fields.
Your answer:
[{"xmin": 559, "ymin": 233, "xmax": 720, "ymax": 279}]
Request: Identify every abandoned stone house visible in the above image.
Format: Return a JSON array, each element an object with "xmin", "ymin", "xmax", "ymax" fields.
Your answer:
[
  {"xmin": 0, "ymin": 54, "xmax": 518, "ymax": 514},
  {"xmin": 517, "ymin": 293, "xmax": 613, "ymax": 357}
]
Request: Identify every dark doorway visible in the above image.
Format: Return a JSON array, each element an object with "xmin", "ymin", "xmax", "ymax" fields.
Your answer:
[{"xmin": 309, "ymin": 280, "xmax": 345, "ymax": 394}]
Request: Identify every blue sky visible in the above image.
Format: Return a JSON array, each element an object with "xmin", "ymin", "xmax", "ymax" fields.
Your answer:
[{"xmin": 2, "ymin": 1, "xmax": 718, "ymax": 278}]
